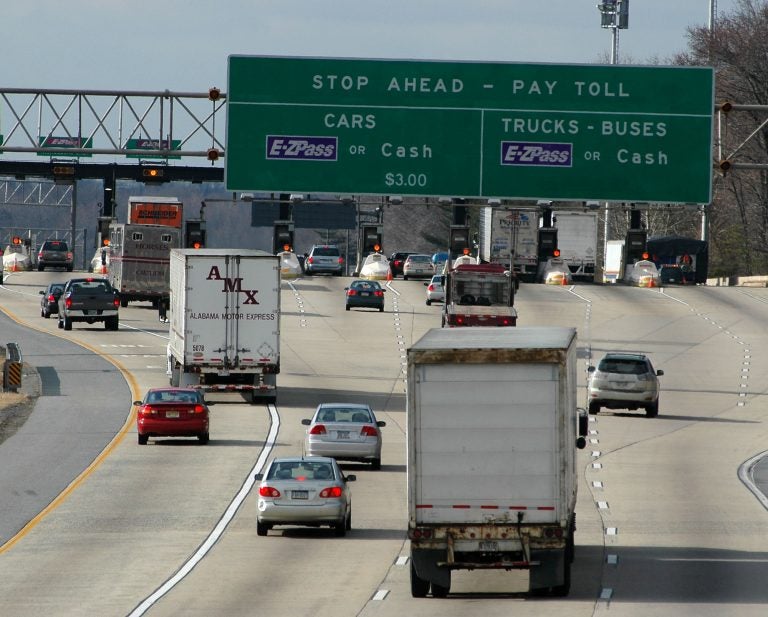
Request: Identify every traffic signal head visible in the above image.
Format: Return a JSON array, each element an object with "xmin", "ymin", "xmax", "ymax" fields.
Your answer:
[
  {"xmin": 185, "ymin": 220, "xmax": 206, "ymax": 249},
  {"xmin": 140, "ymin": 166, "xmax": 165, "ymax": 183}
]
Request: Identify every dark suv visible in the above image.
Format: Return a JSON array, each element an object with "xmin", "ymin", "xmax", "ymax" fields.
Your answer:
[
  {"xmin": 37, "ymin": 240, "xmax": 74, "ymax": 272},
  {"xmin": 305, "ymin": 245, "xmax": 343, "ymax": 276},
  {"xmin": 389, "ymin": 252, "xmax": 415, "ymax": 277}
]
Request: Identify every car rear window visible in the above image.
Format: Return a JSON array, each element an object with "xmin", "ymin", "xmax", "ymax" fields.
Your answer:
[
  {"xmin": 268, "ymin": 462, "xmax": 334, "ymax": 481},
  {"xmin": 312, "ymin": 247, "xmax": 339, "ymax": 256},
  {"xmin": 599, "ymin": 359, "xmax": 649, "ymax": 375},
  {"xmin": 408, "ymin": 255, "xmax": 431, "ymax": 263},
  {"xmin": 316, "ymin": 407, "xmax": 372, "ymax": 423},
  {"xmin": 43, "ymin": 242, "xmax": 68, "ymax": 252}
]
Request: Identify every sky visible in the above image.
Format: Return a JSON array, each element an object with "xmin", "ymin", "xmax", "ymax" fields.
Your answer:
[{"xmin": 1, "ymin": 1, "xmax": 739, "ymax": 93}]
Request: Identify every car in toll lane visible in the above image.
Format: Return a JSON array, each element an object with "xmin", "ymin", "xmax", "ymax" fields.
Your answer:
[
  {"xmin": 255, "ymin": 456, "xmax": 356, "ymax": 536},
  {"xmin": 37, "ymin": 239, "xmax": 74, "ymax": 272},
  {"xmin": 302, "ymin": 402, "xmax": 386, "ymax": 469},
  {"xmin": 39, "ymin": 282, "xmax": 66, "ymax": 318},
  {"xmin": 389, "ymin": 251, "xmax": 415, "ymax": 278},
  {"xmin": 344, "ymin": 279, "xmax": 385, "ymax": 312},
  {"xmin": 587, "ymin": 352, "xmax": 664, "ymax": 418},
  {"xmin": 134, "ymin": 387, "xmax": 210, "ymax": 445},
  {"xmin": 304, "ymin": 244, "xmax": 344, "ymax": 276},
  {"xmin": 402, "ymin": 254, "xmax": 434, "ymax": 280},
  {"xmin": 424, "ymin": 274, "xmax": 445, "ymax": 305}
]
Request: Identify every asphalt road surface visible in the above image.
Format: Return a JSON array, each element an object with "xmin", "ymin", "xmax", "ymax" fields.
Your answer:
[{"xmin": 1, "ymin": 270, "xmax": 768, "ymax": 617}]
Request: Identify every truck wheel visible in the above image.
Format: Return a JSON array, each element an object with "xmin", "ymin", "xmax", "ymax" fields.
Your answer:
[
  {"xmin": 63, "ymin": 316, "xmax": 72, "ymax": 331},
  {"xmin": 37, "ymin": 264, "xmax": 44, "ymax": 272},
  {"xmin": 57, "ymin": 318, "xmax": 64, "ymax": 329},
  {"xmin": 67, "ymin": 266, "xmax": 73, "ymax": 272},
  {"xmin": 410, "ymin": 562, "xmax": 430, "ymax": 598},
  {"xmin": 198, "ymin": 433, "xmax": 209, "ymax": 445},
  {"xmin": 169, "ymin": 368, "xmax": 180, "ymax": 387},
  {"xmin": 333, "ymin": 520, "xmax": 347, "ymax": 537},
  {"xmin": 256, "ymin": 521, "xmax": 270, "ymax": 536},
  {"xmin": 426, "ymin": 299, "xmax": 431, "ymax": 306},
  {"xmin": 646, "ymin": 401, "xmax": 659, "ymax": 418},
  {"xmin": 551, "ymin": 559, "xmax": 571, "ymax": 597},
  {"xmin": 120, "ymin": 298, "xmax": 128, "ymax": 308},
  {"xmin": 588, "ymin": 402, "xmax": 600, "ymax": 414},
  {"xmin": 371, "ymin": 457, "xmax": 381, "ymax": 470},
  {"xmin": 431, "ymin": 580, "xmax": 450, "ymax": 598},
  {"xmin": 137, "ymin": 434, "xmax": 148, "ymax": 445}
]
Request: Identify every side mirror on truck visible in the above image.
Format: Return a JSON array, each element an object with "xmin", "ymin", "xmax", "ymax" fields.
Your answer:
[{"xmin": 576, "ymin": 407, "xmax": 589, "ymax": 449}]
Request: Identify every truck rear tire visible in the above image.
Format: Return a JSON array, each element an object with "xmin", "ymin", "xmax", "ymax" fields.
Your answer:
[
  {"xmin": 646, "ymin": 401, "xmax": 659, "ymax": 418},
  {"xmin": 431, "ymin": 580, "xmax": 450, "ymax": 598},
  {"xmin": 410, "ymin": 562, "xmax": 430, "ymax": 598},
  {"xmin": 63, "ymin": 315, "xmax": 72, "ymax": 331}
]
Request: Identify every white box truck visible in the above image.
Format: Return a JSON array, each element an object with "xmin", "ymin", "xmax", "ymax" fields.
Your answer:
[
  {"xmin": 407, "ymin": 327, "xmax": 586, "ymax": 598},
  {"xmin": 553, "ymin": 211, "xmax": 598, "ymax": 281},
  {"xmin": 167, "ymin": 249, "xmax": 280, "ymax": 404},
  {"xmin": 478, "ymin": 207, "xmax": 539, "ymax": 282},
  {"xmin": 108, "ymin": 223, "xmax": 181, "ymax": 306}
]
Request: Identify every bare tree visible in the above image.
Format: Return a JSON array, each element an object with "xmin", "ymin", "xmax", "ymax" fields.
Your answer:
[{"xmin": 677, "ymin": 0, "xmax": 768, "ymax": 276}]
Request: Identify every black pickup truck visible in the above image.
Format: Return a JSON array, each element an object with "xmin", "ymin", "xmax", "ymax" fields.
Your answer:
[{"xmin": 57, "ymin": 277, "xmax": 120, "ymax": 331}]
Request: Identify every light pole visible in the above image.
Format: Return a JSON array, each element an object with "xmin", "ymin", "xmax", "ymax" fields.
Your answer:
[{"xmin": 597, "ymin": 1, "xmax": 629, "ymax": 281}]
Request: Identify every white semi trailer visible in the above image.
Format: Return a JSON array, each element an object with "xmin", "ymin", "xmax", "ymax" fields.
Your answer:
[{"xmin": 167, "ymin": 249, "xmax": 281, "ymax": 404}]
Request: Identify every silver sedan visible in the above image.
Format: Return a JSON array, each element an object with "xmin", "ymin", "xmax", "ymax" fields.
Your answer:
[
  {"xmin": 302, "ymin": 403, "xmax": 386, "ymax": 470},
  {"xmin": 255, "ymin": 457, "xmax": 356, "ymax": 537}
]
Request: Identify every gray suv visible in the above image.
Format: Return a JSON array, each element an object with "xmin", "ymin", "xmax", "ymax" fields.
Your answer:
[
  {"xmin": 37, "ymin": 240, "xmax": 74, "ymax": 272},
  {"xmin": 304, "ymin": 245, "xmax": 343, "ymax": 276},
  {"xmin": 587, "ymin": 352, "xmax": 663, "ymax": 417}
]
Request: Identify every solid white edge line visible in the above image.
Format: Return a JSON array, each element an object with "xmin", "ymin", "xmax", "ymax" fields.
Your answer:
[{"xmin": 128, "ymin": 403, "xmax": 281, "ymax": 616}]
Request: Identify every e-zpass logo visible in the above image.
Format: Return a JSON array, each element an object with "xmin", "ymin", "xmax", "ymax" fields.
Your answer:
[
  {"xmin": 500, "ymin": 141, "xmax": 573, "ymax": 167},
  {"xmin": 266, "ymin": 135, "xmax": 338, "ymax": 161}
]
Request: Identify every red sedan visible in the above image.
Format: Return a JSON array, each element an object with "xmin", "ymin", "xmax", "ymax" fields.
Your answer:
[{"xmin": 134, "ymin": 387, "xmax": 210, "ymax": 445}]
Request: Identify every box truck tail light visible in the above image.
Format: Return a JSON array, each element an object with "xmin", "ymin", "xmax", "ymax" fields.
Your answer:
[
  {"xmin": 410, "ymin": 528, "xmax": 433, "ymax": 539},
  {"xmin": 544, "ymin": 527, "xmax": 564, "ymax": 538},
  {"xmin": 309, "ymin": 424, "xmax": 327, "ymax": 435},
  {"xmin": 360, "ymin": 425, "xmax": 378, "ymax": 437}
]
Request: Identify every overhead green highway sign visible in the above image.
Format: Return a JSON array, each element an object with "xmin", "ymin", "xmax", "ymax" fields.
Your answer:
[{"xmin": 226, "ymin": 56, "xmax": 714, "ymax": 203}]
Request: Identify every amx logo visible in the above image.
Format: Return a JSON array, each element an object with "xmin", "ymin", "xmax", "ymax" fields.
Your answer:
[
  {"xmin": 266, "ymin": 135, "xmax": 338, "ymax": 161},
  {"xmin": 500, "ymin": 141, "xmax": 573, "ymax": 167},
  {"xmin": 206, "ymin": 266, "xmax": 259, "ymax": 304}
]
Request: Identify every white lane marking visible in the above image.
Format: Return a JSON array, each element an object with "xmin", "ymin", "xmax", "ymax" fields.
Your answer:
[
  {"xmin": 600, "ymin": 587, "xmax": 614, "ymax": 600},
  {"xmin": 128, "ymin": 403, "xmax": 280, "ymax": 616},
  {"xmin": 372, "ymin": 590, "xmax": 389, "ymax": 601},
  {"xmin": 738, "ymin": 450, "xmax": 768, "ymax": 511},
  {"xmin": 395, "ymin": 555, "xmax": 409, "ymax": 566},
  {"xmin": 606, "ymin": 554, "xmax": 618, "ymax": 565}
]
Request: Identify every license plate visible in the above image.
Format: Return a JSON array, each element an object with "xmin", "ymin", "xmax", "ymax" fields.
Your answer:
[
  {"xmin": 291, "ymin": 490, "xmax": 308, "ymax": 499},
  {"xmin": 361, "ymin": 292, "xmax": 370, "ymax": 296},
  {"xmin": 336, "ymin": 430, "xmax": 350, "ymax": 439},
  {"xmin": 479, "ymin": 541, "xmax": 498, "ymax": 551},
  {"xmin": 165, "ymin": 411, "xmax": 179, "ymax": 418}
]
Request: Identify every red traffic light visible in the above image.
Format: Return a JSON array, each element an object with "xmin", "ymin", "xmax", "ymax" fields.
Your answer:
[
  {"xmin": 553, "ymin": 249, "xmax": 561, "ymax": 257},
  {"xmin": 207, "ymin": 148, "xmax": 220, "ymax": 162},
  {"xmin": 192, "ymin": 242, "xmax": 203, "ymax": 249}
]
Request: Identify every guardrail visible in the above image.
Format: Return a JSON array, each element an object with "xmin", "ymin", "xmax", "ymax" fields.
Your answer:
[{"xmin": 3, "ymin": 342, "xmax": 23, "ymax": 392}]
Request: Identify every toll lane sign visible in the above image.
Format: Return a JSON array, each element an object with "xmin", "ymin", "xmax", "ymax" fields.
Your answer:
[{"xmin": 226, "ymin": 56, "xmax": 714, "ymax": 203}]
